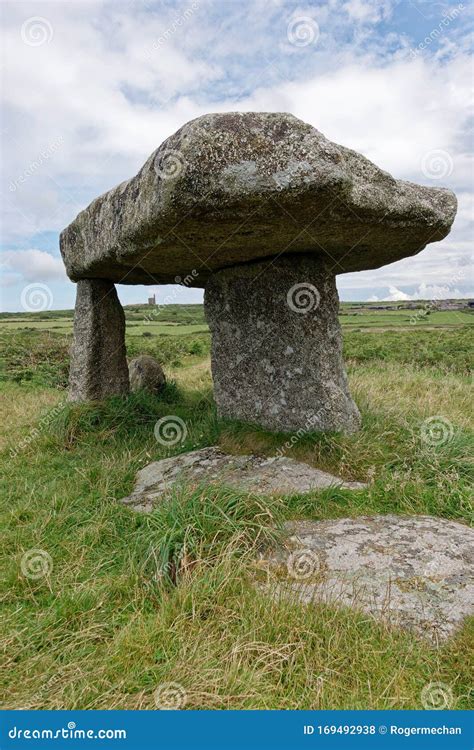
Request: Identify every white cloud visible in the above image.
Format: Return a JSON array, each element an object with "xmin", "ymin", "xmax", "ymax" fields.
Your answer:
[
  {"xmin": 342, "ymin": 0, "xmax": 393, "ymax": 24},
  {"xmin": 0, "ymin": 0, "xmax": 472, "ymax": 310},
  {"xmin": 0, "ymin": 249, "xmax": 67, "ymax": 286},
  {"xmin": 384, "ymin": 286, "xmax": 412, "ymax": 301},
  {"xmin": 242, "ymin": 55, "xmax": 472, "ymax": 186},
  {"xmin": 379, "ymin": 283, "xmax": 472, "ymax": 301}
]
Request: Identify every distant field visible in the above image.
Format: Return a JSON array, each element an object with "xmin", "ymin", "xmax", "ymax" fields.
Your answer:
[
  {"xmin": 339, "ymin": 310, "xmax": 473, "ymax": 327},
  {"xmin": 0, "ymin": 303, "xmax": 472, "ymax": 333},
  {"xmin": 0, "ymin": 319, "xmax": 209, "ymax": 336},
  {"xmin": 1, "ymin": 305, "xmax": 472, "ymax": 389}
]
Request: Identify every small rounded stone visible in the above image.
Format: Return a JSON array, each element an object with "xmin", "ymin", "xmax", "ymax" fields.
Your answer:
[{"xmin": 128, "ymin": 355, "xmax": 166, "ymax": 394}]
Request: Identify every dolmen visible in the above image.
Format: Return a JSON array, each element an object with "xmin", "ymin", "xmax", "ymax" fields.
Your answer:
[{"xmin": 60, "ymin": 112, "xmax": 457, "ymax": 432}]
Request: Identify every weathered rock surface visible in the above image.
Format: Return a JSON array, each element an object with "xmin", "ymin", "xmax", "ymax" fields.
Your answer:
[
  {"xmin": 60, "ymin": 112, "xmax": 456, "ymax": 285},
  {"xmin": 119, "ymin": 447, "xmax": 366, "ymax": 512},
  {"xmin": 205, "ymin": 255, "xmax": 360, "ymax": 432},
  {"xmin": 69, "ymin": 279, "xmax": 129, "ymax": 401},
  {"xmin": 129, "ymin": 355, "xmax": 166, "ymax": 394},
  {"xmin": 62, "ymin": 112, "xmax": 457, "ymax": 421},
  {"xmin": 257, "ymin": 515, "xmax": 474, "ymax": 642}
]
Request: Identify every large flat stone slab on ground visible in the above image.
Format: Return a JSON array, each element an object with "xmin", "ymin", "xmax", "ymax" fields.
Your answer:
[
  {"xmin": 257, "ymin": 515, "xmax": 474, "ymax": 643},
  {"xmin": 120, "ymin": 447, "xmax": 365, "ymax": 512}
]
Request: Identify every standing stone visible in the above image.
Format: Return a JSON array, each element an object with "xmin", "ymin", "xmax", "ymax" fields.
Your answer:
[
  {"xmin": 204, "ymin": 255, "xmax": 361, "ymax": 433},
  {"xmin": 69, "ymin": 279, "xmax": 129, "ymax": 401}
]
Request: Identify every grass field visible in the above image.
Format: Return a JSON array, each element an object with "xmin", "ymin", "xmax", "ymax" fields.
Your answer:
[
  {"xmin": 0, "ymin": 304, "xmax": 473, "ymax": 710},
  {"xmin": 1, "ymin": 305, "xmax": 472, "ymax": 333}
]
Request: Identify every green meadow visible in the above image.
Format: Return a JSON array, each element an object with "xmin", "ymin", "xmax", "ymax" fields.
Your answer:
[{"xmin": 1, "ymin": 303, "xmax": 472, "ymax": 709}]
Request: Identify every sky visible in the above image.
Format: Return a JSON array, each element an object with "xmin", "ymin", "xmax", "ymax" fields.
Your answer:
[{"xmin": 1, "ymin": 0, "xmax": 473, "ymax": 312}]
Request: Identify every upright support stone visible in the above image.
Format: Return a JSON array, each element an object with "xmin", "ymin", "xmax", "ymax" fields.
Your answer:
[
  {"xmin": 204, "ymin": 255, "xmax": 361, "ymax": 433},
  {"xmin": 69, "ymin": 279, "xmax": 129, "ymax": 401},
  {"xmin": 61, "ymin": 112, "xmax": 457, "ymax": 423}
]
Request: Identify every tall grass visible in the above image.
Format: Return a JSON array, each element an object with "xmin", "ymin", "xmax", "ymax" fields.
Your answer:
[{"xmin": 0, "ymin": 324, "xmax": 473, "ymax": 710}]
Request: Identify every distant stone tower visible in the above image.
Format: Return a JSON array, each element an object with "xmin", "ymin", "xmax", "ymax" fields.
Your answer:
[{"xmin": 147, "ymin": 293, "xmax": 156, "ymax": 306}]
